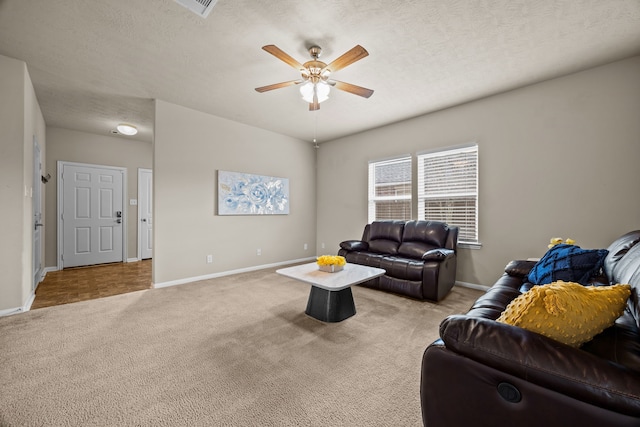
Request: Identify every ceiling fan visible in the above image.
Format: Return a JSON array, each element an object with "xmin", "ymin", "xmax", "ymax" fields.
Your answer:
[{"xmin": 255, "ymin": 44, "xmax": 374, "ymax": 111}]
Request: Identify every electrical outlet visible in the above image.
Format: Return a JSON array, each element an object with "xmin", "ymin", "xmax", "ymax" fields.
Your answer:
[
  {"xmin": 206, "ymin": 254, "xmax": 213, "ymax": 264},
  {"xmin": 257, "ymin": 248, "xmax": 261, "ymax": 256},
  {"xmin": 304, "ymin": 243, "xmax": 308, "ymax": 250}
]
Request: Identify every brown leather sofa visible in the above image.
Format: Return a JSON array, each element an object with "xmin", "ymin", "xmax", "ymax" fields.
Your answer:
[
  {"xmin": 338, "ymin": 220, "xmax": 458, "ymax": 301},
  {"xmin": 420, "ymin": 230, "xmax": 640, "ymax": 426}
]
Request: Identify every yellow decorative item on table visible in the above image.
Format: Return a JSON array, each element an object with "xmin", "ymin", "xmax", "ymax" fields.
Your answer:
[{"xmin": 317, "ymin": 255, "xmax": 346, "ymax": 273}]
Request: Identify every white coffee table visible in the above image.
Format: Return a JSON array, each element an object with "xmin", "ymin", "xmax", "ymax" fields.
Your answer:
[{"xmin": 276, "ymin": 262, "xmax": 385, "ymax": 322}]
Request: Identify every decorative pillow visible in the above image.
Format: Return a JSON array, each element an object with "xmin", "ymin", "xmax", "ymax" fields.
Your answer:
[
  {"xmin": 527, "ymin": 244, "xmax": 608, "ymax": 285},
  {"xmin": 497, "ymin": 281, "xmax": 631, "ymax": 347}
]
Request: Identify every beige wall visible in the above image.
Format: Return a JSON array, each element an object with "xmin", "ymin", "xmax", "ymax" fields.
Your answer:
[
  {"xmin": 317, "ymin": 56, "xmax": 640, "ymax": 287},
  {"xmin": 153, "ymin": 100, "xmax": 316, "ymax": 285},
  {"xmin": 0, "ymin": 54, "xmax": 46, "ymax": 312},
  {"xmin": 44, "ymin": 127, "xmax": 153, "ymax": 267}
]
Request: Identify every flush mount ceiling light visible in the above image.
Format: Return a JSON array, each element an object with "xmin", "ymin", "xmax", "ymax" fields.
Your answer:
[
  {"xmin": 255, "ymin": 44, "xmax": 374, "ymax": 111},
  {"xmin": 116, "ymin": 124, "xmax": 138, "ymax": 136}
]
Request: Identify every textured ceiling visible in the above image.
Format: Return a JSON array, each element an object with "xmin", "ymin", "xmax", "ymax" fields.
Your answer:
[{"xmin": 1, "ymin": 0, "xmax": 639, "ymax": 144}]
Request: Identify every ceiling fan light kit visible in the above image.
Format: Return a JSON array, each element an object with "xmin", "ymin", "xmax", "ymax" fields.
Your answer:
[
  {"xmin": 256, "ymin": 44, "xmax": 374, "ymax": 111},
  {"xmin": 300, "ymin": 80, "xmax": 330, "ymax": 103}
]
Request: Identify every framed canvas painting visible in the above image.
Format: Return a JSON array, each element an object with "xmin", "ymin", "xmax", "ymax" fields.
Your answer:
[{"xmin": 217, "ymin": 170, "xmax": 289, "ymax": 215}]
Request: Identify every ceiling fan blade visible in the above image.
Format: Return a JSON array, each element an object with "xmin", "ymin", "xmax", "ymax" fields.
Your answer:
[
  {"xmin": 262, "ymin": 45, "xmax": 305, "ymax": 70},
  {"xmin": 331, "ymin": 80, "xmax": 374, "ymax": 98},
  {"xmin": 322, "ymin": 45, "xmax": 369, "ymax": 73},
  {"xmin": 255, "ymin": 80, "xmax": 301, "ymax": 93}
]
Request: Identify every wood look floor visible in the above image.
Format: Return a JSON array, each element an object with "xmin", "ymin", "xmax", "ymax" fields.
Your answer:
[{"xmin": 31, "ymin": 260, "xmax": 152, "ymax": 310}]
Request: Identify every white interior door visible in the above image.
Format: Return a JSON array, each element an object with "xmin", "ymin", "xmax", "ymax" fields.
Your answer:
[
  {"xmin": 138, "ymin": 169, "xmax": 153, "ymax": 260},
  {"xmin": 60, "ymin": 162, "xmax": 125, "ymax": 268},
  {"xmin": 33, "ymin": 137, "xmax": 43, "ymax": 289}
]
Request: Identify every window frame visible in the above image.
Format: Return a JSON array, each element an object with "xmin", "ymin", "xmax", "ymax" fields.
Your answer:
[
  {"xmin": 416, "ymin": 143, "xmax": 479, "ymax": 244},
  {"xmin": 367, "ymin": 155, "xmax": 412, "ymax": 223}
]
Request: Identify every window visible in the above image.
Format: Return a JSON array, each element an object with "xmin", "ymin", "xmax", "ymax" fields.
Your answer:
[
  {"xmin": 417, "ymin": 144, "xmax": 478, "ymax": 243},
  {"xmin": 368, "ymin": 156, "xmax": 412, "ymax": 222}
]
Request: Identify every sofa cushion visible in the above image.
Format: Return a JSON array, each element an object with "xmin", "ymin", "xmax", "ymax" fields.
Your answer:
[
  {"xmin": 581, "ymin": 312, "xmax": 640, "ymax": 376},
  {"xmin": 397, "ymin": 220, "xmax": 449, "ymax": 259},
  {"xmin": 609, "ymin": 242, "xmax": 640, "ymax": 330},
  {"xmin": 497, "ymin": 281, "xmax": 631, "ymax": 347},
  {"xmin": 369, "ymin": 239, "xmax": 400, "ymax": 255},
  {"xmin": 398, "ymin": 241, "xmax": 437, "ymax": 259},
  {"xmin": 369, "ymin": 220, "xmax": 404, "ymax": 242},
  {"xmin": 379, "ymin": 256, "xmax": 424, "ymax": 281},
  {"xmin": 368, "ymin": 221, "xmax": 404, "ymax": 255},
  {"xmin": 402, "ymin": 220, "xmax": 449, "ymax": 247},
  {"xmin": 603, "ymin": 230, "xmax": 640, "ymax": 279},
  {"xmin": 527, "ymin": 244, "xmax": 608, "ymax": 286}
]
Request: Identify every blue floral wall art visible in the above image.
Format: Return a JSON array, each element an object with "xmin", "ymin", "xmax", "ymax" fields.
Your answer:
[{"xmin": 217, "ymin": 170, "xmax": 289, "ymax": 215}]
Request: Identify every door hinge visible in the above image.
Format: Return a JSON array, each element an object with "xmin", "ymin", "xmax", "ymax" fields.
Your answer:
[{"xmin": 61, "ymin": 254, "xmax": 64, "ymax": 261}]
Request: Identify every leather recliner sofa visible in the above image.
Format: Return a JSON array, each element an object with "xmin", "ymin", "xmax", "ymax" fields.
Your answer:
[
  {"xmin": 420, "ymin": 230, "xmax": 640, "ymax": 426},
  {"xmin": 338, "ymin": 220, "xmax": 458, "ymax": 301}
]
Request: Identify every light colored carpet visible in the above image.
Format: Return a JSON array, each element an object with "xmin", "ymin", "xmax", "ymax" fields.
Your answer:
[{"xmin": 0, "ymin": 266, "xmax": 483, "ymax": 426}]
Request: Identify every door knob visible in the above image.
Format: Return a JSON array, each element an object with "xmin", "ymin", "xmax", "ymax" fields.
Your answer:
[{"xmin": 116, "ymin": 218, "xmax": 122, "ymax": 224}]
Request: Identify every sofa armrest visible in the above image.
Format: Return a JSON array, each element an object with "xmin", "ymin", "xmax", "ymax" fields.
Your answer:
[
  {"xmin": 339, "ymin": 240, "xmax": 369, "ymax": 252},
  {"xmin": 439, "ymin": 315, "xmax": 640, "ymax": 416},
  {"xmin": 504, "ymin": 260, "xmax": 538, "ymax": 278},
  {"xmin": 422, "ymin": 248, "xmax": 455, "ymax": 261}
]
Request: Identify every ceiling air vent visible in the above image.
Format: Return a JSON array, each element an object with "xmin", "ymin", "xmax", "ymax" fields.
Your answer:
[{"xmin": 174, "ymin": 0, "xmax": 218, "ymax": 18}]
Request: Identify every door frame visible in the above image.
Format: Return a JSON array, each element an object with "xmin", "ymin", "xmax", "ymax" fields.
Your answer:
[
  {"xmin": 137, "ymin": 168, "xmax": 152, "ymax": 260},
  {"xmin": 33, "ymin": 136, "xmax": 43, "ymax": 290},
  {"xmin": 57, "ymin": 161, "xmax": 128, "ymax": 270}
]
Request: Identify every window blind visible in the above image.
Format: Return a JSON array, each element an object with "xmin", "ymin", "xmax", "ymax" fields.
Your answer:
[
  {"xmin": 417, "ymin": 145, "xmax": 478, "ymax": 243},
  {"xmin": 368, "ymin": 156, "xmax": 412, "ymax": 222}
]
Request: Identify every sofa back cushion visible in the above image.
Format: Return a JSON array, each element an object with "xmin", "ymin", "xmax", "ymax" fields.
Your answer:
[
  {"xmin": 610, "ymin": 242, "xmax": 640, "ymax": 330},
  {"xmin": 397, "ymin": 220, "xmax": 452, "ymax": 259},
  {"xmin": 367, "ymin": 221, "xmax": 405, "ymax": 255},
  {"xmin": 604, "ymin": 230, "xmax": 640, "ymax": 279}
]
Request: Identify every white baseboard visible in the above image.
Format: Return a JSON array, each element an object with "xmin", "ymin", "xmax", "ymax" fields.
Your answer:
[
  {"xmin": 23, "ymin": 293, "xmax": 36, "ymax": 312},
  {"xmin": 2, "ymin": 258, "xmax": 317, "ymax": 316},
  {"xmin": 153, "ymin": 257, "xmax": 316, "ymax": 289},
  {"xmin": 0, "ymin": 291, "xmax": 37, "ymax": 317},
  {"xmin": 0, "ymin": 307, "xmax": 25, "ymax": 317},
  {"xmin": 2, "ymin": 269, "xmax": 59, "ymax": 317},
  {"xmin": 42, "ymin": 266, "xmax": 58, "ymax": 276},
  {"xmin": 455, "ymin": 280, "xmax": 490, "ymax": 292}
]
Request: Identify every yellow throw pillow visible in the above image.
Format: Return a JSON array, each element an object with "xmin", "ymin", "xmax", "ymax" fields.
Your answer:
[{"xmin": 497, "ymin": 281, "xmax": 631, "ymax": 347}]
